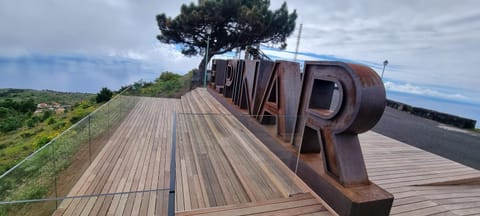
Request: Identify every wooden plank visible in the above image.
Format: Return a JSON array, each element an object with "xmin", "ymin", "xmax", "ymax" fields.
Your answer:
[
  {"xmin": 192, "ymin": 199, "xmax": 320, "ymax": 216},
  {"xmin": 177, "ymin": 193, "xmax": 313, "ymax": 215},
  {"xmin": 175, "ymin": 89, "xmax": 332, "ymax": 215},
  {"xmin": 393, "ymin": 205, "xmax": 449, "ymax": 216},
  {"xmin": 55, "ymin": 90, "xmax": 331, "ymax": 215},
  {"xmin": 249, "ymin": 204, "xmax": 326, "ymax": 216},
  {"xmin": 54, "ymin": 98, "xmax": 178, "ymax": 215}
]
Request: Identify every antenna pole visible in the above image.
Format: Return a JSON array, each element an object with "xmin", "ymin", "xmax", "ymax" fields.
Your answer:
[{"xmin": 294, "ymin": 23, "xmax": 303, "ymax": 61}]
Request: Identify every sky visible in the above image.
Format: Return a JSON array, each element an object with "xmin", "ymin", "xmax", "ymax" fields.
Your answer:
[{"xmin": 0, "ymin": 0, "xmax": 479, "ymax": 122}]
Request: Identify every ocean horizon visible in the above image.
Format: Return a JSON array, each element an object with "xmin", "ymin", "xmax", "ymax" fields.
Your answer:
[
  {"xmin": 387, "ymin": 91, "xmax": 479, "ymax": 128},
  {"xmin": 0, "ymin": 55, "xmax": 478, "ymax": 128},
  {"xmin": 1, "ymin": 74, "xmax": 477, "ymax": 129}
]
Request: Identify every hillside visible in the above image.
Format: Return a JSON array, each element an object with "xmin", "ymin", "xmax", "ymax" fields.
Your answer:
[
  {"xmin": 0, "ymin": 89, "xmax": 95, "ymax": 174},
  {"xmin": 0, "ymin": 71, "xmax": 193, "ymax": 176}
]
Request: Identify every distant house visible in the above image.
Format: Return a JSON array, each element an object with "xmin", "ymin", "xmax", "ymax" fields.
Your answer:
[
  {"xmin": 56, "ymin": 108, "xmax": 65, "ymax": 114},
  {"xmin": 52, "ymin": 102, "xmax": 61, "ymax": 108},
  {"xmin": 35, "ymin": 102, "xmax": 70, "ymax": 114},
  {"xmin": 37, "ymin": 103, "xmax": 48, "ymax": 109}
]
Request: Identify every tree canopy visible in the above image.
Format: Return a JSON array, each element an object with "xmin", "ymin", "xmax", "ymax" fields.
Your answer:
[
  {"xmin": 96, "ymin": 87, "xmax": 113, "ymax": 103},
  {"xmin": 156, "ymin": 0, "xmax": 297, "ymax": 70}
]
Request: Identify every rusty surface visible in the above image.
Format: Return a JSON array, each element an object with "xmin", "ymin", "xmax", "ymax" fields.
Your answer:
[
  {"xmin": 293, "ymin": 61, "xmax": 391, "ymax": 215},
  {"xmin": 232, "ymin": 60, "xmax": 245, "ymax": 106},
  {"xmin": 251, "ymin": 60, "xmax": 275, "ymax": 116},
  {"xmin": 207, "ymin": 59, "xmax": 393, "ymax": 216},
  {"xmin": 223, "ymin": 60, "xmax": 237, "ymax": 98},
  {"xmin": 212, "ymin": 59, "xmax": 228, "ymax": 93},
  {"xmin": 294, "ymin": 61, "xmax": 385, "ymax": 186},
  {"xmin": 208, "ymin": 87, "xmax": 393, "ymax": 216},
  {"xmin": 235, "ymin": 60, "xmax": 255, "ymax": 111},
  {"xmin": 257, "ymin": 61, "xmax": 302, "ymax": 142}
]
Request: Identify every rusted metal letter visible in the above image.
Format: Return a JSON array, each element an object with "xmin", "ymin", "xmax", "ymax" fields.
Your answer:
[
  {"xmin": 212, "ymin": 59, "xmax": 228, "ymax": 93},
  {"xmin": 251, "ymin": 60, "xmax": 275, "ymax": 116},
  {"xmin": 294, "ymin": 61, "xmax": 393, "ymax": 215},
  {"xmin": 257, "ymin": 61, "xmax": 302, "ymax": 142}
]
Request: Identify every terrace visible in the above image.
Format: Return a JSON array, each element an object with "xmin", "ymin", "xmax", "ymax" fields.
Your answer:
[{"xmin": 1, "ymin": 64, "xmax": 480, "ymax": 215}]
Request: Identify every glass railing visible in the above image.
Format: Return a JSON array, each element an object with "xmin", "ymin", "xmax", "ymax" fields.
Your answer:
[
  {"xmin": 1, "ymin": 93, "xmax": 327, "ymax": 215},
  {"xmin": 0, "ymin": 189, "xmax": 169, "ymax": 216},
  {"xmin": 0, "ymin": 89, "xmax": 139, "ymax": 216}
]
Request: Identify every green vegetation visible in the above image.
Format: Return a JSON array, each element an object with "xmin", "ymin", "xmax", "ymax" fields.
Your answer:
[
  {"xmin": 0, "ymin": 89, "xmax": 93, "ymax": 105},
  {"xmin": 156, "ymin": 0, "xmax": 297, "ymax": 73},
  {"xmin": 0, "ymin": 99, "xmax": 36, "ymax": 133},
  {"xmin": 0, "ymin": 72, "xmax": 189, "ymax": 215},
  {"xmin": 0, "ymin": 89, "xmax": 95, "ymax": 175},
  {"xmin": 96, "ymin": 87, "xmax": 113, "ymax": 103},
  {"xmin": 0, "ymin": 92, "xmax": 137, "ymax": 215},
  {"xmin": 0, "ymin": 71, "xmax": 188, "ymax": 187},
  {"xmin": 125, "ymin": 71, "xmax": 192, "ymax": 98}
]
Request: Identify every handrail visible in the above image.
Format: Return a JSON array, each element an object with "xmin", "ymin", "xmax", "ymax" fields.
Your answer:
[
  {"xmin": 0, "ymin": 86, "xmax": 132, "ymax": 179},
  {"xmin": 0, "ymin": 188, "xmax": 169, "ymax": 205}
]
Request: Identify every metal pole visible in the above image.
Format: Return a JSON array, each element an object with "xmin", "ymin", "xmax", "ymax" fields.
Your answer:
[
  {"xmin": 107, "ymin": 102, "xmax": 110, "ymax": 134},
  {"xmin": 381, "ymin": 59, "xmax": 388, "ymax": 80},
  {"xmin": 381, "ymin": 65, "xmax": 386, "ymax": 80},
  {"xmin": 204, "ymin": 34, "xmax": 210, "ymax": 88},
  {"xmin": 294, "ymin": 24, "xmax": 303, "ymax": 61},
  {"xmin": 88, "ymin": 116, "xmax": 92, "ymax": 164},
  {"xmin": 52, "ymin": 141, "xmax": 58, "ymax": 208}
]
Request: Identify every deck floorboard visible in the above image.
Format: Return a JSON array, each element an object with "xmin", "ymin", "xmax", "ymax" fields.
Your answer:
[{"xmin": 54, "ymin": 88, "xmax": 480, "ymax": 215}]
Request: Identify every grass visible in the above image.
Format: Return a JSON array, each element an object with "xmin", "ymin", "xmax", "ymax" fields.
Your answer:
[
  {"xmin": 0, "ymin": 89, "xmax": 93, "ymax": 105},
  {"xmin": 0, "ymin": 72, "xmax": 191, "ymax": 215},
  {"xmin": 126, "ymin": 71, "xmax": 192, "ymax": 98},
  {"xmin": 0, "ymin": 102, "xmax": 96, "ymax": 175},
  {"xmin": 0, "ymin": 89, "xmax": 95, "ymax": 175},
  {"xmin": 0, "ymin": 95, "xmax": 138, "ymax": 215}
]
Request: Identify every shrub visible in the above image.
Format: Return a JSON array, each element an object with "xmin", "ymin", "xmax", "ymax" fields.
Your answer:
[
  {"xmin": 46, "ymin": 117, "xmax": 56, "ymax": 125},
  {"xmin": 35, "ymin": 136, "xmax": 51, "ymax": 149},
  {"xmin": 0, "ymin": 117, "xmax": 22, "ymax": 133},
  {"xmin": 41, "ymin": 110, "xmax": 53, "ymax": 121},
  {"xmin": 70, "ymin": 109, "xmax": 89, "ymax": 124},
  {"xmin": 0, "ymin": 107, "xmax": 12, "ymax": 118},
  {"xmin": 53, "ymin": 121, "xmax": 67, "ymax": 130},
  {"xmin": 96, "ymin": 87, "xmax": 113, "ymax": 103},
  {"xmin": 26, "ymin": 118, "xmax": 37, "ymax": 128}
]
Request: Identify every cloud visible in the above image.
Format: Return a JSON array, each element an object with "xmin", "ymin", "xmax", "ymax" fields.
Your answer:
[
  {"xmin": 268, "ymin": 0, "xmax": 480, "ymax": 99},
  {"xmin": 384, "ymin": 81, "xmax": 469, "ymax": 102},
  {"xmin": 0, "ymin": 0, "xmax": 191, "ymax": 57},
  {"xmin": 0, "ymin": 0, "xmax": 478, "ymax": 105}
]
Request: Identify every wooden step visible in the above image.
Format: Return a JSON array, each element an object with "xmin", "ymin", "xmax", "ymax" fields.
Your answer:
[{"xmin": 176, "ymin": 192, "xmax": 330, "ymax": 216}]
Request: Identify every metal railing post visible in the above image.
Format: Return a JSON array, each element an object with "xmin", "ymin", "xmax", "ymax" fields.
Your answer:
[
  {"xmin": 107, "ymin": 102, "xmax": 110, "ymax": 134},
  {"xmin": 88, "ymin": 116, "xmax": 92, "ymax": 164},
  {"xmin": 120, "ymin": 96, "xmax": 123, "ymax": 114},
  {"xmin": 52, "ymin": 141, "xmax": 58, "ymax": 208}
]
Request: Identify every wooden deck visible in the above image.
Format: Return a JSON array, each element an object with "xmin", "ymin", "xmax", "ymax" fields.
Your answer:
[
  {"xmin": 208, "ymin": 88, "xmax": 480, "ymax": 216},
  {"xmin": 175, "ymin": 89, "xmax": 331, "ymax": 215},
  {"xmin": 54, "ymin": 98, "xmax": 178, "ymax": 215},
  {"xmin": 361, "ymin": 132, "xmax": 480, "ymax": 216},
  {"xmin": 53, "ymin": 88, "xmax": 480, "ymax": 215},
  {"xmin": 54, "ymin": 90, "xmax": 331, "ymax": 215}
]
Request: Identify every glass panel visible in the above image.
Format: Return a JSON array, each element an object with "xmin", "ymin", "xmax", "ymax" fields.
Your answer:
[
  {"xmin": 54, "ymin": 118, "xmax": 92, "ymax": 198},
  {"xmin": 0, "ymin": 189, "xmax": 169, "ymax": 216},
  {"xmin": 0, "ymin": 199, "xmax": 57, "ymax": 216},
  {"xmin": 0, "ymin": 144, "xmax": 56, "ymax": 202},
  {"xmin": 0, "ymin": 90, "xmax": 140, "ymax": 215}
]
